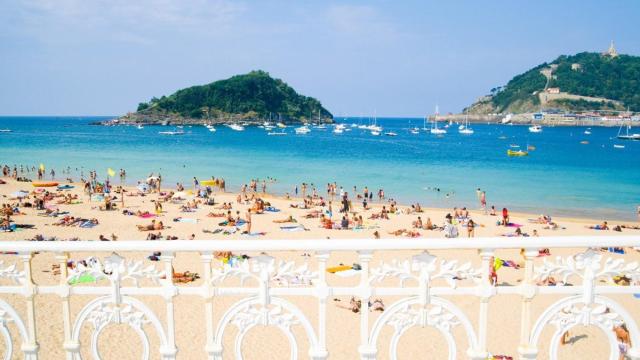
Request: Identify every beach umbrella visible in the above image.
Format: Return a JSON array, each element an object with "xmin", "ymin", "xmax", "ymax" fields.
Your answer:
[
  {"xmin": 11, "ymin": 191, "xmax": 28, "ymax": 198},
  {"xmin": 39, "ymin": 163, "xmax": 45, "ymax": 172},
  {"xmin": 107, "ymin": 168, "xmax": 115, "ymax": 177},
  {"xmin": 137, "ymin": 183, "xmax": 149, "ymax": 192}
]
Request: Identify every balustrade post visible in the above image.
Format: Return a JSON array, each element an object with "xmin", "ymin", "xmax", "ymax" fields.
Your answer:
[
  {"xmin": 469, "ymin": 249, "xmax": 494, "ymax": 360},
  {"xmin": 55, "ymin": 252, "xmax": 78, "ymax": 359},
  {"xmin": 200, "ymin": 252, "xmax": 216, "ymax": 360},
  {"xmin": 19, "ymin": 252, "xmax": 39, "ymax": 359},
  {"xmin": 311, "ymin": 251, "xmax": 330, "ymax": 360},
  {"xmin": 357, "ymin": 250, "xmax": 376, "ymax": 360},
  {"xmin": 518, "ymin": 249, "xmax": 539, "ymax": 360},
  {"xmin": 160, "ymin": 252, "xmax": 178, "ymax": 359}
]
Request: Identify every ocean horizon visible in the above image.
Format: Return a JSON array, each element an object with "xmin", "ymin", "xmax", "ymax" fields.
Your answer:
[{"xmin": 0, "ymin": 115, "xmax": 638, "ymax": 221}]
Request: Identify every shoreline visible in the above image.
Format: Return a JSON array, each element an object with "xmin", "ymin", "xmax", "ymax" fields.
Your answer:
[{"xmin": 2, "ymin": 177, "xmax": 638, "ymax": 243}]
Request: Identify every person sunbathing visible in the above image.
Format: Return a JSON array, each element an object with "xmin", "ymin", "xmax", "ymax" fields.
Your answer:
[
  {"xmin": 587, "ymin": 221, "xmax": 609, "ymax": 230},
  {"xmin": 207, "ymin": 212, "xmax": 226, "ymax": 217},
  {"xmin": 412, "ymin": 217, "xmax": 423, "ymax": 229},
  {"xmin": 620, "ymin": 224, "xmax": 640, "ymax": 230},
  {"xmin": 335, "ymin": 297, "xmax": 362, "ymax": 313},
  {"xmin": 273, "ymin": 215, "xmax": 297, "ymax": 223},
  {"xmin": 304, "ymin": 210, "xmax": 322, "ymax": 218},
  {"xmin": 137, "ymin": 220, "xmax": 163, "ymax": 231},
  {"xmin": 53, "ymin": 216, "xmax": 74, "ymax": 226},
  {"xmin": 502, "ymin": 228, "xmax": 528, "ymax": 237},
  {"xmin": 388, "ymin": 229, "xmax": 421, "ymax": 238},
  {"xmin": 536, "ymin": 276, "xmax": 557, "ymax": 286},
  {"xmin": 369, "ymin": 298, "xmax": 385, "ymax": 312}
]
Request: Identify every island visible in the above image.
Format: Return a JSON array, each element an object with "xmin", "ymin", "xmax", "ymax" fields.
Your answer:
[{"xmin": 100, "ymin": 70, "xmax": 333, "ymax": 126}]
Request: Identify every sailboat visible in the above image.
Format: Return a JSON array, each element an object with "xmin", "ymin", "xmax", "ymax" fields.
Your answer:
[
  {"xmin": 430, "ymin": 105, "xmax": 446, "ymax": 135},
  {"xmin": 617, "ymin": 122, "xmax": 640, "ymax": 140},
  {"xmin": 459, "ymin": 111, "xmax": 474, "ymax": 135}
]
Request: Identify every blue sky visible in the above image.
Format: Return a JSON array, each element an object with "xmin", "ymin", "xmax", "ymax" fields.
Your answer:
[{"xmin": 1, "ymin": 0, "xmax": 639, "ymax": 117}]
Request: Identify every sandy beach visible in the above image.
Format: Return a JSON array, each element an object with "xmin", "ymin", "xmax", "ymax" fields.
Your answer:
[{"xmin": 1, "ymin": 176, "xmax": 639, "ymax": 359}]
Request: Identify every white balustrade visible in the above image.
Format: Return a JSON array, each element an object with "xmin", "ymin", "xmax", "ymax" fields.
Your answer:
[{"xmin": 0, "ymin": 237, "xmax": 637, "ymax": 359}]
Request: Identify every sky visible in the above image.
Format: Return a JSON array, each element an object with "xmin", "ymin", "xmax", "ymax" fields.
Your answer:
[{"xmin": 1, "ymin": 0, "xmax": 639, "ymax": 117}]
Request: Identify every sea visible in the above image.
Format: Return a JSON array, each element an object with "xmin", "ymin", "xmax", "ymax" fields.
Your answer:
[{"xmin": 0, "ymin": 116, "xmax": 638, "ymax": 220}]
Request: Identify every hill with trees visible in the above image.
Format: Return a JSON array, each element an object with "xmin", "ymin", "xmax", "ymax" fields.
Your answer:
[{"xmin": 467, "ymin": 50, "xmax": 640, "ymax": 114}]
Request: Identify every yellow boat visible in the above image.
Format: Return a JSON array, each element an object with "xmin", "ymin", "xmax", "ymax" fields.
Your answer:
[{"xmin": 507, "ymin": 149, "xmax": 528, "ymax": 157}]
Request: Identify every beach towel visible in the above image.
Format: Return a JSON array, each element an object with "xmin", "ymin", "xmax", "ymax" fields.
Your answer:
[
  {"xmin": 175, "ymin": 218, "xmax": 198, "ymax": 224},
  {"xmin": 79, "ymin": 221, "xmax": 97, "ymax": 228},
  {"xmin": 68, "ymin": 273, "xmax": 102, "ymax": 285},
  {"xmin": 327, "ymin": 265, "xmax": 352, "ymax": 273},
  {"xmin": 280, "ymin": 225, "xmax": 305, "ymax": 232},
  {"xmin": 265, "ymin": 207, "xmax": 280, "ymax": 212},
  {"xmin": 608, "ymin": 247, "xmax": 625, "ymax": 254},
  {"xmin": 506, "ymin": 223, "xmax": 522, "ymax": 227},
  {"xmin": 243, "ymin": 232, "xmax": 267, "ymax": 237},
  {"xmin": 139, "ymin": 213, "xmax": 155, "ymax": 218},
  {"xmin": 334, "ymin": 269, "xmax": 360, "ymax": 278}
]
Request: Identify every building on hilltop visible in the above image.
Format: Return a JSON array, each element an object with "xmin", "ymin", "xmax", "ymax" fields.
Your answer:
[
  {"xmin": 602, "ymin": 40, "xmax": 618, "ymax": 58},
  {"xmin": 546, "ymin": 87, "xmax": 560, "ymax": 94}
]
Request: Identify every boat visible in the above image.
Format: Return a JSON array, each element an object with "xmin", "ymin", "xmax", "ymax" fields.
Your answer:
[
  {"xmin": 617, "ymin": 123, "xmax": 640, "ymax": 140},
  {"xmin": 158, "ymin": 130, "xmax": 185, "ymax": 135},
  {"xmin": 208, "ymin": 127, "xmax": 216, "ymax": 132},
  {"xmin": 294, "ymin": 126, "xmax": 311, "ymax": 134},
  {"xmin": 507, "ymin": 149, "xmax": 528, "ymax": 157},
  {"xmin": 614, "ymin": 144, "xmax": 625, "ymax": 149},
  {"xmin": 584, "ymin": 128, "xmax": 592, "ymax": 135},
  {"xmin": 267, "ymin": 132, "xmax": 287, "ymax": 136},
  {"xmin": 384, "ymin": 132, "xmax": 397, "ymax": 137},
  {"xmin": 136, "ymin": 124, "xmax": 144, "ymax": 130},
  {"xmin": 410, "ymin": 128, "xmax": 420, "ymax": 134},
  {"xmin": 0, "ymin": 129, "xmax": 11, "ymax": 133},
  {"xmin": 333, "ymin": 128, "xmax": 344, "ymax": 134},
  {"xmin": 509, "ymin": 144, "xmax": 520, "ymax": 148},
  {"xmin": 32, "ymin": 182, "xmax": 59, "ymax": 187},
  {"xmin": 370, "ymin": 131, "xmax": 380, "ymax": 136},
  {"xmin": 227, "ymin": 124, "xmax": 245, "ymax": 131},
  {"xmin": 276, "ymin": 122, "xmax": 287, "ymax": 128},
  {"xmin": 528, "ymin": 125, "xmax": 543, "ymax": 133},
  {"xmin": 459, "ymin": 112, "xmax": 474, "ymax": 134},
  {"xmin": 314, "ymin": 124, "xmax": 327, "ymax": 130},
  {"xmin": 580, "ymin": 140, "xmax": 589, "ymax": 144},
  {"xmin": 430, "ymin": 105, "xmax": 447, "ymax": 135}
]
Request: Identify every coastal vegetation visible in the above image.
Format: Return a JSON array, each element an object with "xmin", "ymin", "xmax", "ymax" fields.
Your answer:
[
  {"xmin": 126, "ymin": 71, "xmax": 332, "ymax": 125},
  {"xmin": 468, "ymin": 51, "xmax": 640, "ymax": 113}
]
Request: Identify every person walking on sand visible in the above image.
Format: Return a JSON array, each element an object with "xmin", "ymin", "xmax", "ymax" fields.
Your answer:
[
  {"xmin": 245, "ymin": 210, "xmax": 252, "ymax": 234},
  {"xmin": 480, "ymin": 191, "xmax": 487, "ymax": 214}
]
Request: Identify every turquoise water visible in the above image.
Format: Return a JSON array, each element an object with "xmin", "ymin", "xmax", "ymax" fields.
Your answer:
[{"xmin": 0, "ymin": 116, "xmax": 638, "ymax": 220}]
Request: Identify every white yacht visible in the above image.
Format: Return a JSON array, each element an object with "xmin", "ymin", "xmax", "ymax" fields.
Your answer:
[
  {"xmin": 295, "ymin": 126, "xmax": 311, "ymax": 134},
  {"xmin": 228, "ymin": 124, "xmax": 245, "ymax": 131},
  {"xmin": 528, "ymin": 125, "xmax": 543, "ymax": 133}
]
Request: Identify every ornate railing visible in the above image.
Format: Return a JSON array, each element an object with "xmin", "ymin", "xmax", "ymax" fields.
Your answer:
[{"xmin": 0, "ymin": 237, "xmax": 638, "ymax": 359}]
